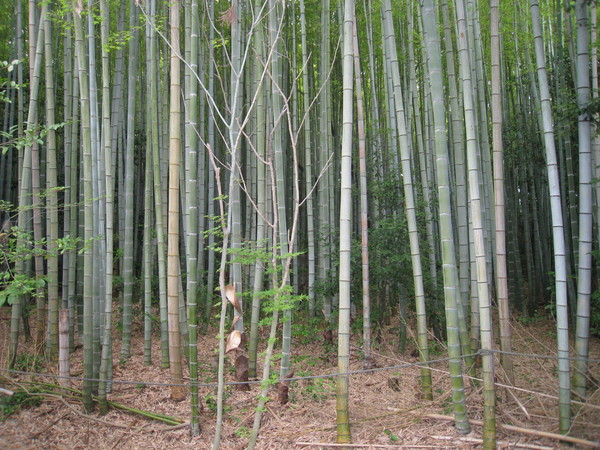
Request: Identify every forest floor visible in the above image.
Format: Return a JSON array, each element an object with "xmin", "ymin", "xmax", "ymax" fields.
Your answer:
[{"xmin": 1, "ymin": 308, "xmax": 599, "ymax": 449}]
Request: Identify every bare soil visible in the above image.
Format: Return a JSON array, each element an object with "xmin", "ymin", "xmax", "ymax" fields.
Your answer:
[{"xmin": 1, "ymin": 309, "xmax": 599, "ymax": 449}]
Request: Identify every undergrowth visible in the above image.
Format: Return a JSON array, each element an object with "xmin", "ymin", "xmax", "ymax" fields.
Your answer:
[{"xmin": 0, "ymin": 388, "xmax": 42, "ymax": 419}]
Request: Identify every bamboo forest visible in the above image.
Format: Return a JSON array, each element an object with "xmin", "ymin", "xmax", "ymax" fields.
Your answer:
[{"xmin": 0, "ymin": 0, "xmax": 599, "ymax": 448}]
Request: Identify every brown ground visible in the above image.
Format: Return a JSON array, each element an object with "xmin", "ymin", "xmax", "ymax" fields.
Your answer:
[{"xmin": 1, "ymin": 308, "xmax": 599, "ymax": 449}]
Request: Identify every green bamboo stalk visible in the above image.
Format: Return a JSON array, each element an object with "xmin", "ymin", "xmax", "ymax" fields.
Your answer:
[
  {"xmin": 9, "ymin": 5, "xmax": 46, "ymax": 368},
  {"xmin": 318, "ymin": 0, "xmax": 332, "ymax": 321},
  {"xmin": 73, "ymin": 2, "xmax": 95, "ymax": 412},
  {"xmin": 248, "ymin": 0, "xmax": 267, "ymax": 379},
  {"xmin": 573, "ymin": 0, "xmax": 593, "ymax": 403},
  {"xmin": 530, "ymin": 0, "xmax": 571, "ymax": 434},
  {"xmin": 61, "ymin": 6, "xmax": 73, "ymax": 323},
  {"xmin": 43, "ymin": 3, "xmax": 59, "ymax": 359},
  {"xmin": 267, "ymin": 0, "xmax": 292, "ymax": 380},
  {"xmin": 203, "ymin": 0, "xmax": 216, "ymax": 328},
  {"xmin": 299, "ymin": 0, "xmax": 316, "ymax": 318},
  {"xmin": 185, "ymin": 0, "xmax": 201, "ymax": 435},
  {"xmin": 229, "ymin": 0, "xmax": 244, "ymax": 333},
  {"xmin": 420, "ymin": 0, "xmax": 470, "ymax": 434},
  {"xmin": 490, "ymin": 0, "xmax": 513, "ymax": 384},
  {"xmin": 67, "ymin": 34, "xmax": 80, "ymax": 352},
  {"xmin": 121, "ymin": 2, "xmax": 139, "ymax": 359},
  {"xmin": 98, "ymin": 0, "xmax": 115, "ymax": 414},
  {"xmin": 352, "ymin": 9, "xmax": 371, "ymax": 369},
  {"xmin": 148, "ymin": 0, "xmax": 169, "ymax": 368},
  {"xmin": 382, "ymin": 0, "xmax": 432, "ymax": 401},
  {"xmin": 455, "ymin": 0, "xmax": 496, "ymax": 445}
]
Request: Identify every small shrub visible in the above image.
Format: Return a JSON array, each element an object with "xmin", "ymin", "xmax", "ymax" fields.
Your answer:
[
  {"xmin": 0, "ymin": 388, "xmax": 43, "ymax": 419},
  {"xmin": 13, "ymin": 353, "xmax": 44, "ymax": 373}
]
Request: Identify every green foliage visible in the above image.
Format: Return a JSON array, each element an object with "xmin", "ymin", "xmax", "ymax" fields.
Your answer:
[
  {"xmin": 203, "ymin": 215, "xmax": 225, "ymax": 252},
  {"xmin": 581, "ymin": 96, "xmax": 600, "ymax": 126},
  {"xmin": 234, "ymin": 425, "xmax": 251, "ymax": 438},
  {"xmin": 313, "ymin": 270, "xmax": 337, "ymax": 299},
  {"xmin": 1, "ymin": 120, "xmax": 66, "ymax": 156},
  {"xmin": 0, "ymin": 59, "xmax": 22, "ymax": 103},
  {"xmin": 104, "ymin": 27, "xmax": 141, "ymax": 53},
  {"xmin": 366, "ymin": 217, "xmax": 412, "ymax": 284},
  {"xmin": 294, "ymin": 372, "xmax": 332, "ymax": 403},
  {"xmin": 350, "ymin": 215, "xmax": 417, "ymax": 322},
  {"xmin": 292, "ymin": 318, "xmax": 322, "ymax": 344},
  {"xmin": 0, "ymin": 218, "xmax": 81, "ymax": 307},
  {"xmin": 258, "ymin": 374, "xmax": 280, "ymax": 394},
  {"xmin": 258, "ymin": 285, "xmax": 307, "ymax": 316},
  {"xmin": 517, "ymin": 312, "xmax": 544, "ymax": 326},
  {"xmin": 12, "ymin": 352, "xmax": 45, "ymax": 373},
  {"xmin": 427, "ymin": 341, "xmax": 445, "ymax": 356},
  {"xmin": 0, "ymin": 273, "xmax": 46, "ymax": 307},
  {"xmin": 204, "ymin": 392, "xmax": 231, "ymax": 414},
  {"xmin": 435, "ymin": 388, "xmax": 453, "ymax": 415},
  {"xmin": 228, "ymin": 238, "xmax": 271, "ymax": 265},
  {"xmin": 0, "ymin": 388, "xmax": 43, "ymax": 420},
  {"xmin": 383, "ymin": 429, "xmax": 400, "ymax": 443},
  {"xmin": 204, "ymin": 393, "xmax": 217, "ymax": 412}
]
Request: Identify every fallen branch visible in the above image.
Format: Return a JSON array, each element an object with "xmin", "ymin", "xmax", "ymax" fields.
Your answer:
[
  {"xmin": 6, "ymin": 377, "xmax": 185, "ymax": 427},
  {"xmin": 151, "ymin": 422, "xmax": 190, "ymax": 432},
  {"xmin": 107, "ymin": 400, "xmax": 184, "ymax": 425},
  {"xmin": 425, "ymin": 413, "xmax": 600, "ymax": 448},
  {"xmin": 59, "ymin": 397, "xmax": 138, "ymax": 429},
  {"xmin": 505, "ymin": 383, "xmax": 530, "ymax": 419},
  {"xmin": 431, "ymin": 434, "xmax": 553, "ymax": 449},
  {"xmin": 296, "ymin": 443, "xmax": 440, "ymax": 448}
]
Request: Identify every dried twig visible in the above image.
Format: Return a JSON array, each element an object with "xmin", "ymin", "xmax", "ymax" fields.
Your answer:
[
  {"xmin": 29, "ymin": 410, "xmax": 70, "ymax": 439},
  {"xmin": 109, "ymin": 419, "xmax": 138, "ymax": 450}
]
